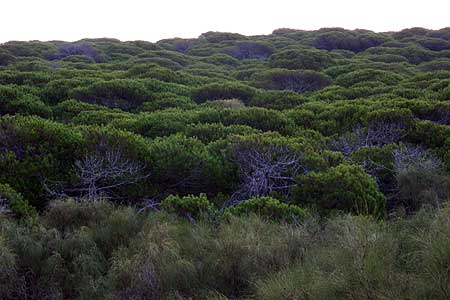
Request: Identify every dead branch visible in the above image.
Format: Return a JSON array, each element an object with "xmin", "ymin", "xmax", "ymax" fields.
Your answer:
[
  {"xmin": 393, "ymin": 145, "xmax": 442, "ymax": 174},
  {"xmin": 230, "ymin": 144, "xmax": 306, "ymax": 206},
  {"xmin": 331, "ymin": 121, "xmax": 407, "ymax": 156},
  {"xmin": 43, "ymin": 149, "xmax": 150, "ymax": 201},
  {"xmin": 0, "ymin": 195, "xmax": 10, "ymax": 214}
]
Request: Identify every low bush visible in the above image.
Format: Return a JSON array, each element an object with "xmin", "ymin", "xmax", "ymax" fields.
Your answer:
[
  {"xmin": 251, "ymin": 68, "xmax": 332, "ymax": 93},
  {"xmin": 0, "ymin": 236, "xmax": 17, "ymax": 299},
  {"xmin": 162, "ymin": 194, "xmax": 216, "ymax": 219},
  {"xmin": 225, "ymin": 196, "xmax": 308, "ymax": 222},
  {"xmin": 42, "ymin": 199, "xmax": 115, "ymax": 233},
  {"xmin": 294, "ymin": 164, "xmax": 386, "ymax": 218},
  {"xmin": 192, "ymin": 82, "xmax": 256, "ymax": 104},
  {"xmin": 0, "ymin": 183, "xmax": 36, "ymax": 218}
]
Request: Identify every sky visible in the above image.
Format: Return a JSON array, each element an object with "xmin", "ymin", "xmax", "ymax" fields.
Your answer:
[{"xmin": 1, "ymin": 0, "xmax": 449, "ymax": 43}]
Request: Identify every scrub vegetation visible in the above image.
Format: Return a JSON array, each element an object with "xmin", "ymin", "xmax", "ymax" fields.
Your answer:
[{"xmin": 1, "ymin": 26, "xmax": 450, "ymax": 299}]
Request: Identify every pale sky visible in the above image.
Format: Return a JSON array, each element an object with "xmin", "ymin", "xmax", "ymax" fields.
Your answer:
[{"xmin": 1, "ymin": 0, "xmax": 449, "ymax": 43}]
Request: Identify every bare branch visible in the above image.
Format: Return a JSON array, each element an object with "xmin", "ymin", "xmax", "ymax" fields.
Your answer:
[
  {"xmin": 230, "ymin": 144, "xmax": 306, "ymax": 206},
  {"xmin": 393, "ymin": 145, "xmax": 442, "ymax": 174},
  {"xmin": 43, "ymin": 148, "xmax": 150, "ymax": 202},
  {"xmin": 330, "ymin": 124, "xmax": 367, "ymax": 156},
  {"xmin": 137, "ymin": 197, "xmax": 161, "ymax": 214},
  {"xmin": 0, "ymin": 195, "xmax": 10, "ymax": 214},
  {"xmin": 331, "ymin": 121, "xmax": 407, "ymax": 156},
  {"xmin": 73, "ymin": 149, "xmax": 150, "ymax": 201},
  {"xmin": 366, "ymin": 120, "xmax": 407, "ymax": 147}
]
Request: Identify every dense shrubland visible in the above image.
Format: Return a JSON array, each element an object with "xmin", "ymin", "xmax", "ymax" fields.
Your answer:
[
  {"xmin": 1, "ymin": 27, "xmax": 450, "ymax": 298},
  {"xmin": 1, "ymin": 200, "xmax": 449, "ymax": 299}
]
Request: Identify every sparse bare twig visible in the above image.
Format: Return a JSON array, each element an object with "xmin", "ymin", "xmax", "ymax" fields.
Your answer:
[
  {"xmin": 393, "ymin": 145, "xmax": 442, "ymax": 174},
  {"xmin": 138, "ymin": 197, "xmax": 161, "ymax": 214},
  {"xmin": 0, "ymin": 195, "xmax": 10, "ymax": 214},
  {"xmin": 43, "ymin": 149, "xmax": 150, "ymax": 202},
  {"xmin": 230, "ymin": 144, "xmax": 306, "ymax": 206},
  {"xmin": 331, "ymin": 121, "xmax": 407, "ymax": 157}
]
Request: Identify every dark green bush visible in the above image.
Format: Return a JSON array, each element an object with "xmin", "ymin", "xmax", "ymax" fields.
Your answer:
[
  {"xmin": 0, "ymin": 183, "xmax": 35, "ymax": 217},
  {"xmin": 294, "ymin": 164, "xmax": 386, "ymax": 218},
  {"xmin": 43, "ymin": 199, "xmax": 115, "ymax": 232},
  {"xmin": 192, "ymin": 82, "xmax": 256, "ymax": 104},
  {"xmin": 71, "ymin": 79, "xmax": 149, "ymax": 110},
  {"xmin": 53, "ymin": 99, "xmax": 109, "ymax": 122},
  {"xmin": 41, "ymin": 78, "xmax": 93, "ymax": 104},
  {"xmin": 162, "ymin": 193, "xmax": 216, "ymax": 219},
  {"xmin": 199, "ymin": 31, "xmax": 246, "ymax": 43},
  {"xmin": 146, "ymin": 134, "xmax": 215, "ymax": 194},
  {"xmin": 251, "ymin": 68, "xmax": 332, "ymax": 93},
  {"xmin": 225, "ymin": 196, "xmax": 308, "ymax": 222},
  {"xmin": 184, "ymin": 123, "xmax": 260, "ymax": 143},
  {"xmin": 0, "ymin": 116, "xmax": 85, "ymax": 208},
  {"xmin": 222, "ymin": 107, "xmax": 296, "ymax": 134},
  {"xmin": 249, "ymin": 90, "xmax": 305, "ymax": 109},
  {"xmin": 1, "ymin": 94, "xmax": 52, "ymax": 118},
  {"xmin": 313, "ymin": 30, "xmax": 388, "ymax": 52},
  {"xmin": 0, "ymin": 236, "xmax": 17, "ymax": 299},
  {"xmin": 226, "ymin": 41, "xmax": 274, "ymax": 60},
  {"xmin": 335, "ymin": 68, "xmax": 404, "ymax": 87},
  {"xmin": 396, "ymin": 169, "xmax": 450, "ymax": 212},
  {"xmin": 0, "ymin": 50, "xmax": 16, "ymax": 66},
  {"xmin": 139, "ymin": 93, "xmax": 196, "ymax": 111},
  {"xmin": 268, "ymin": 48, "xmax": 334, "ymax": 70},
  {"xmin": 419, "ymin": 59, "xmax": 450, "ymax": 72}
]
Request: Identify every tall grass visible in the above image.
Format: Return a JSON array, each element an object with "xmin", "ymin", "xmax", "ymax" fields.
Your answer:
[{"xmin": 0, "ymin": 199, "xmax": 449, "ymax": 299}]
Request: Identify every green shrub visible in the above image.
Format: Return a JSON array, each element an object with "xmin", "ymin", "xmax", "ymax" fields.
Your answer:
[
  {"xmin": 249, "ymin": 90, "xmax": 305, "ymax": 109},
  {"xmin": 184, "ymin": 123, "xmax": 259, "ymax": 143},
  {"xmin": 71, "ymin": 79, "xmax": 149, "ymax": 110},
  {"xmin": 202, "ymin": 98, "xmax": 246, "ymax": 109},
  {"xmin": 268, "ymin": 48, "xmax": 334, "ymax": 70},
  {"xmin": 53, "ymin": 99, "xmax": 108, "ymax": 122},
  {"xmin": 396, "ymin": 169, "xmax": 450, "ymax": 212},
  {"xmin": 419, "ymin": 59, "xmax": 450, "ymax": 72},
  {"xmin": 146, "ymin": 134, "xmax": 221, "ymax": 194},
  {"xmin": 1, "ymin": 94, "xmax": 52, "ymax": 118},
  {"xmin": 0, "ymin": 236, "xmax": 17, "ymax": 299},
  {"xmin": 221, "ymin": 107, "xmax": 296, "ymax": 134},
  {"xmin": 225, "ymin": 196, "xmax": 308, "ymax": 222},
  {"xmin": 0, "ymin": 183, "xmax": 36, "ymax": 218},
  {"xmin": 41, "ymin": 78, "xmax": 92, "ymax": 104},
  {"xmin": 0, "ymin": 50, "xmax": 16, "ymax": 66},
  {"xmin": 0, "ymin": 115, "xmax": 85, "ymax": 208},
  {"xmin": 43, "ymin": 199, "xmax": 115, "ymax": 232},
  {"xmin": 226, "ymin": 41, "xmax": 274, "ymax": 60},
  {"xmin": 90, "ymin": 207, "xmax": 145, "ymax": 258},
  {"xmin": 313, "ymin": 30, "xmax": 388, "ymax": 52},
  {"xmin": 199, "ymin": 31, "xmax": 245, "ymax": 43},
  {"xmin": 139, "ymin": 93, "xmax": 196, "ymax": 111},
  {"xmin": 251, "ymin": 68, "xmax": 332, "ymax": 93},
  {"xmin": 162, "ymin": 194, "xmax": 216, "ymax": 219},
  {"xmin": 192, "ymin": 82, "xmax": 256, "ymax": 104},
  {"xmin": 335, "ymin": 68, "xmax": 404, "ymax": 87},
  {"xmin": 294, "ymin": 164, "xmax": 386, "ymax": 218}
]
